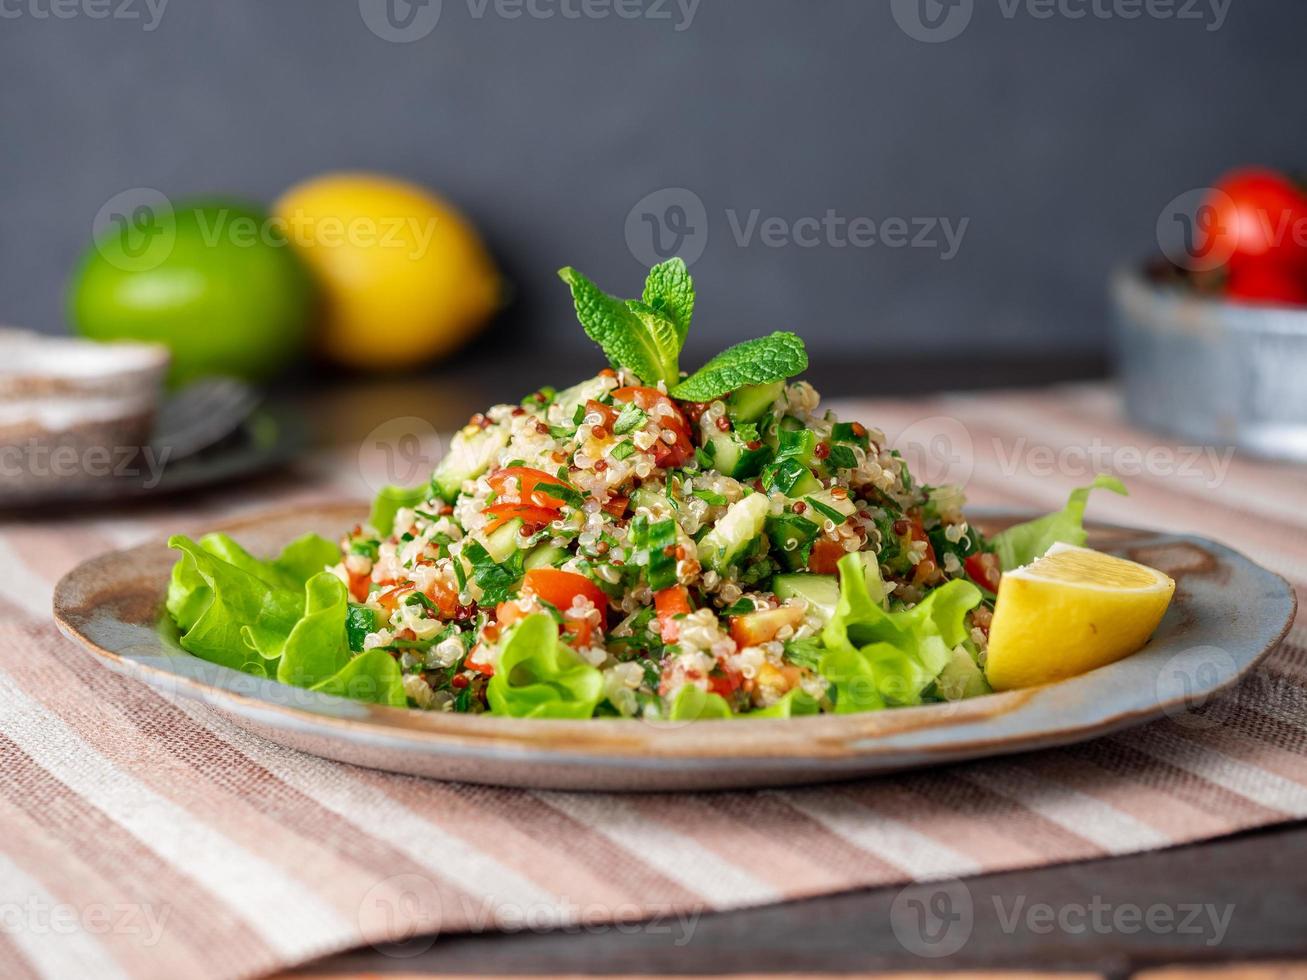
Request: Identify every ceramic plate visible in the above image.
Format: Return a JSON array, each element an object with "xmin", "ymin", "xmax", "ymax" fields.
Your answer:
[{"xmin": 52, "ymin": 503, "xmax": 1296, "ymax": 791}]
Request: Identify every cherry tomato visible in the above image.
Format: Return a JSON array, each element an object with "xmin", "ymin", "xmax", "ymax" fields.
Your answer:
[
  {"xmin": 1204, "ymin": 168, "xmax": 1307, "ymax": 273},
  {"xmin": 487, "ymin": 467, "xmax": 576, "ymax": 508},
  {"xmin": 482, "ymin": 503, "xmax": 560, "ymax": 534},
  {"xmin": 654, "ymin": 585, "xmax": 692, "ymax": 642},
  {"xmin": 963, "ymin": 552, "xmax": 1003, "ymax": 593},
  {"xmin": 1225, "ymin": 264, "xmax": 1307, "ymax": 307},
  {"xmin": 612, "ymin": 386, "xmax": 695, "ymax": 467},
  {"xmin": 602, "ymin": 494, "xmax": 629, "ymax": 518},
  {"xmin": 522, "ymin": 568, "xmax": 609, "ymax": 629}
]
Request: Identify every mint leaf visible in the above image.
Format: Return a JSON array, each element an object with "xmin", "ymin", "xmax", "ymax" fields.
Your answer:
[
  {"xmin": 642, "ymin": 258, "xmax": 695, "ymax": 348},
  {"xmin": 558, "ymin": 267, "xmax": 680, "ymax": 387},
  {"xmin": 613, "ymin": 402, "xmax": 647, "ymax": 435},
  {"xmin": 625, "ymin": 300, "xmax": 680, "ymax": 385},
  {"xmin": 671, "ymin": 332, "xmax": 808, "ymax": 401}
]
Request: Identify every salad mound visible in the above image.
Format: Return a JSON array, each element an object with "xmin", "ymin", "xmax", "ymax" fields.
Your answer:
[{"xmin": 165, "ymin": 260, "xmax": 1124, "ymax": 720}]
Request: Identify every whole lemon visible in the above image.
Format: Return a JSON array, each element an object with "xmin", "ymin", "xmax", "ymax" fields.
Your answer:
[{"xmin": 272, "ymin": 174, "xmax": 501, "ymax": 371}]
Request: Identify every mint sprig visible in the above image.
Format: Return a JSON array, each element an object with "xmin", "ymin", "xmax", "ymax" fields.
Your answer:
[
  {"xmin": 559, "ymin": 258, "xmax": 808, "ymax": 401},
  {"xmin": 558, "ymin": 259, "xmax": 691, "ymax": 388},
  {"xmin": 670, "ymin": 332, "xmax": 808, "ymax": 401}
]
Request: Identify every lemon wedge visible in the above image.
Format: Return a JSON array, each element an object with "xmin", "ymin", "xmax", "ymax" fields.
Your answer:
[{"xmin": 985, "ymin": 543, "xmax": 1175, "ymax": 691}]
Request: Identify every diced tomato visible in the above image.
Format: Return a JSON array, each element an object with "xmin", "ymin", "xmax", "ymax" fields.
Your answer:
[
  {"xmin": 347, "ymin": 569, "xmax": 372, "ymax": 603},
  {"xmin": 654, "ymin": 585, "xmax": 692, "ymax": 642},
  {"xmin": 464, "ymin": 647, "xmax": 496, "ymax": 676},
  {"xmin": 488, "ymin": 467, "xmax": 576, "ymax": 508},
  {"xmin": 562, "ymin": 616, "xmax": 595, "ymax": 649},
  {"xmin": 613, "ymin": 386, "xmax": 695, "ymax": 467},
  {"xmin": 729, "ymin": 605, "xmax": 806, "ymax": 647},
  {"xmin": 494, "ymin": 600, "xmax": 529, "ymax": 629},
  {"xmin": 602, "ymin": 494, "xmax": 629, "ymax": 518},
  {"xmin": 585, "ymin": 399, "xmax": 619, "ymax": 430},
  {"xmin": 375, "ymin": 584, "xmax": 414, "ymax": 615},
  {"xmin": 421, "ymin": 579, "xmax": 460, "ymax": 619},
  {"xmin": 522, "ymin": 568, "xmax": 609, "ymax": 629},
  {"xmin": 964, "ymin": 552, "xmax": 1003, "ymax": 593},
  {"xmin": 807, "ymin": 538, "xmax": 845, "ymax": 575},
  {"xmin": 708, "ymin": 665, "xmax": 744, "ymax": 698},
  {"xmin": 482, "ymin": 503, "xmax": 560, "ymax": 534},
  {"xmin": 908, "ymin": 513, "xmax": 937, "ymax": 562}
]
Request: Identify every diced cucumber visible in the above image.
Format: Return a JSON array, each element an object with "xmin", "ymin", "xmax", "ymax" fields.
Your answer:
[
  {"xmin": 708, "ymin": 431, "xmax": 772, "ymax": 479},
  {"xmin": 765, "ymin": 514, "xmax": 820, "ymax": 571},
  {"xmin": 727, "ymin": 382, "xmax": 784, "ymax": 423},
  {"xmin": 523, "ymin": 543, "xmax": 568, "ymax": 570},
  {"xmin": 630, "ymin": 487, "xmax": 674, "ymax": 520},
  {"xmin": 432, "ymin": 424, "xmax": 509, "ymax": 502},
  {"xmin": 699, "ymin": 493, "xmax": 770, "ymax": 572},
  {"xmin": 787, "ymin": 471, "xmax": 823, "ymax": 498},
  {"xmin": 484, "ymin": 518, "xmax": 523, "ymax": 564},
  {"xmin": 935, "ymin": 645, "xmax": 992, "ymax": 701},
  {"xmin": 553, "ymin": 376, "xmax": 611, "ymax": 420},
  {"xmin": 805, "ymin": 488, "xmax": 856, "ymax": 520},
  {"xmin": 773, "ymin": 573, "xmax": 839, "ymax": 619}
]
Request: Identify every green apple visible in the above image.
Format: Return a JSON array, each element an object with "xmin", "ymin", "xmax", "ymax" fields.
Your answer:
[{"xmin": 69, "ymin": 199, "xmax": 315, "ymax": 385}]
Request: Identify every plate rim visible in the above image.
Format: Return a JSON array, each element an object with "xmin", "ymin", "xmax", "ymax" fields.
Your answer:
[{"xmin": 51, "ymin": 501, "xmax": 1298, "ymax": 769}]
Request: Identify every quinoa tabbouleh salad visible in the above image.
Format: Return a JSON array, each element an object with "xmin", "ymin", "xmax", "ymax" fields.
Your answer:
[{"xmin": 165, "ymin": 259, "xmax": 1158, "ymax": 721}]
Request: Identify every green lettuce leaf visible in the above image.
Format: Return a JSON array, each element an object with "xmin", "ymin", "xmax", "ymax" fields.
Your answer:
[
  {"xmin": 990, "ymin": 475, "xmax": 1128, "ymax": 570},
  {"xmin": 747, "ymin": 689, "xmax": 820, "ymax": 719},
  {"xmin": 166, "ymin": 535, "xmax": 307, "ymax": 675},
  {"xmin": 818, "ymin": 552, "xmax": 981, "ymax": 710},
  {"xmin": 312, "ymin": 649, "xmax": 406, "ymax": 707},
  {"xmin": 179, "ymin": 532, "xmax": 339, "ymax": 596},
  {"xmin": 670, "ymin": 332, "xmax": 808, "ymax": 401},
  {"xmin": 486, "ymin": 612, "xmax": 604, "ymax": 719},
  {"xmin": 370, "ymin": 484, "xmax": 432, "ymax": 536},
  {"xmin": 667, "ymin": 684, "xmax": 733, "ymax": 721},
  {"xmin": 273, "ymin": 573, "xmax": 353, "ymax": 688}
]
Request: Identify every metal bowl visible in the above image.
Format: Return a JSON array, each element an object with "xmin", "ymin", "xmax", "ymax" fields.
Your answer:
[{"xmin": 1112, "ymin": 266, "xmax": 1307, "ymax": 462}]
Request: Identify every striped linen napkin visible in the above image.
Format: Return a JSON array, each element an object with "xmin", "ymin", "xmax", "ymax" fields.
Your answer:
[{"xmin": 2, "ymin": 384, "xmax": 1304, "ymax": 980}]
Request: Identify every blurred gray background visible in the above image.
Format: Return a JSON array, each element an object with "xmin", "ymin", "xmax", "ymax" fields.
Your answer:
[{"xmin": 3, "ymin": 0, "xmax": 1305, "ymax": 372}]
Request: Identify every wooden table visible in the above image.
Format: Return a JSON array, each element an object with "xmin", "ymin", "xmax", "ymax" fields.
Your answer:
[{"xmin": 283, "ymin": 351, "xmax": 1305, "ymax": 978}]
